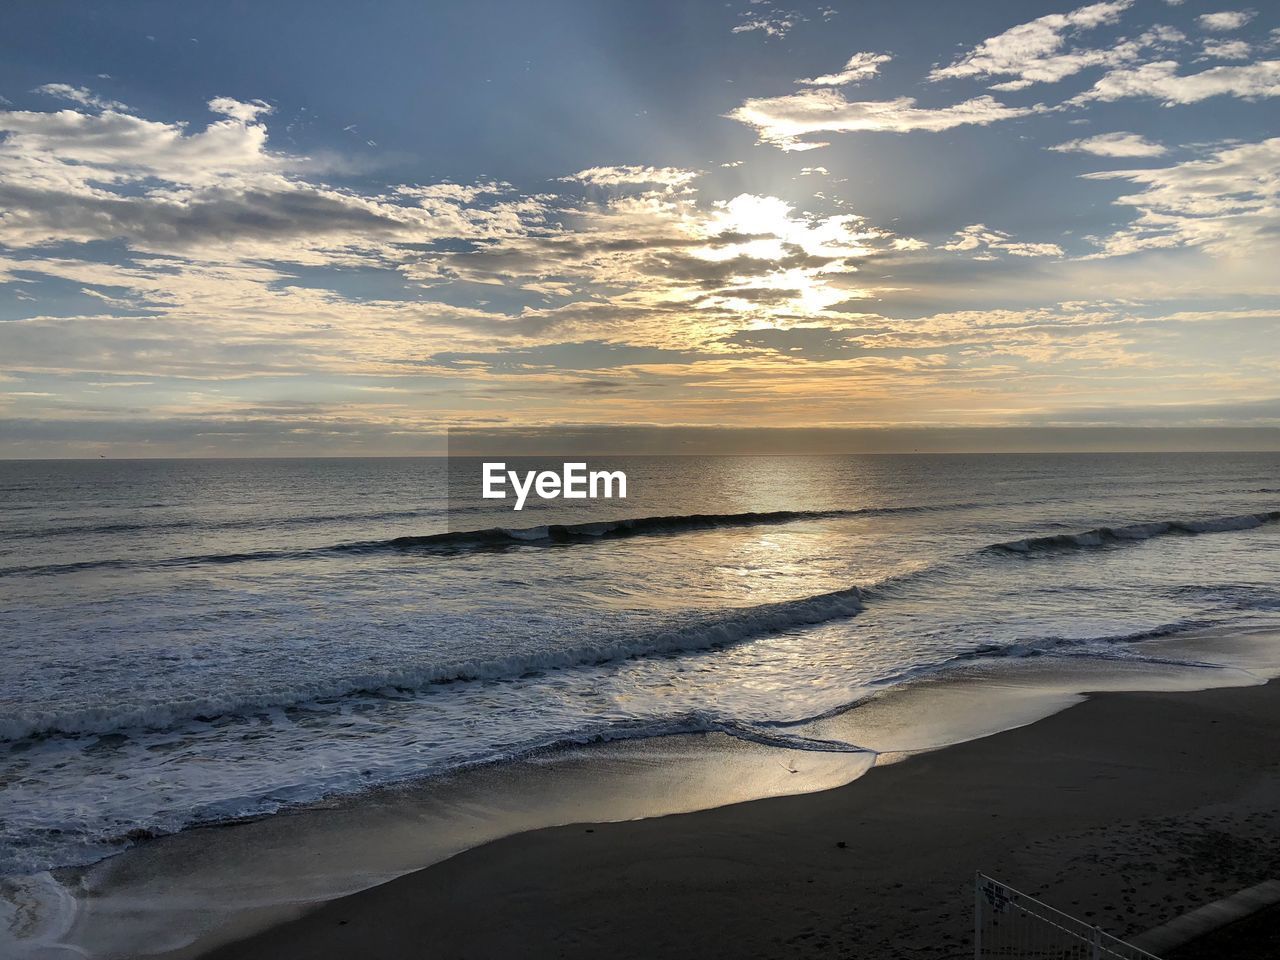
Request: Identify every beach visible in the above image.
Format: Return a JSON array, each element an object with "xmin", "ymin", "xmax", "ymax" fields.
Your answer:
[{"xmin": 198, "ymin": 678, "xmax": 1280, "ymax": 959}]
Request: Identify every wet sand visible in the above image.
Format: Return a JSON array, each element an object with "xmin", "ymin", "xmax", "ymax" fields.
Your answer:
[{"xmin": 201, "ymin": 680, "xmax": 1280, "ymax": 959}]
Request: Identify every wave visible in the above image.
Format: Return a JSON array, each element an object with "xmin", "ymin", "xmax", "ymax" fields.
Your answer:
[
  {"xmin": 1173, "ymin": 583, "xmax": 1280, "ymax": 612},
  {"xmin": 0, "ymin": 548, "xmax": 316, "ymax": 578},
  {"xmin": 990, "ymin": 510, "xmax": 1280, "ymax": 554},
  {"xmin": 0, "ymin": 586, "xmax": 865, "ymax": 742},
  {"xmin": 0, "ymin": 711, "xmax": 877, "ymax": 877},
  {"xmin": 11, "ymin": 501, "xmax": 1273, "ymax": 579},
  {"xmin": 0, "ymin": 506, "xmax": 938, "ymax": 578},
  {"xmin": 950, "ymin": 620, "xmax": 1213, "ymax": 662},
  {"xmin": 344, "ymin": 506, "xmax": 936, "ymax": 551},
  {"xmin": 853, "ymin": 620, "xmax": 1225, "ymax": 697},
  {"xmin": 6, "ymin": 507, "xmax": 441, "ymax": 541},
  {"xmin": 717, "ymin": 723, "xmax": 872, "ymax": 754}
]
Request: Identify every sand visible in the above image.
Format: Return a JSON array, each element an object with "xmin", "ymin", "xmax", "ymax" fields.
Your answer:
[
  {"xmin": 1169, "ymin": 902, "xmax": 1280, "ymax": 958},
  {"xmin": 199, "ymin": 680, "xmax": 1280, "ymax": 959}
]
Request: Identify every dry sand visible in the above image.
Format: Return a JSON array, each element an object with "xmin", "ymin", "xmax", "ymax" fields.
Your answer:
[{"xmin": 202, "ymin": 681, "xmax": 1280, "ymax": 959}]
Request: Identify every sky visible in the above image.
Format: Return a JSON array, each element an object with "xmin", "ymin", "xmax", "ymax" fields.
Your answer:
[{"xmin": 1, "ymin": 0, "xmax": 1278, "ymax": 456}]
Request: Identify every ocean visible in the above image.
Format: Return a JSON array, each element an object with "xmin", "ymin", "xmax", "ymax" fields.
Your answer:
[{"xmin": 2, "ymin": 452, "xmax": 1280, "ymax": 886}]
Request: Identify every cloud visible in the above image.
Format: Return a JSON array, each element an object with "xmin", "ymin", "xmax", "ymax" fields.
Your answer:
[
  {"xmin": 1050, "ymin": 131, "xmax": 1167, "ymax": 156},
  {"xmin": 797, "ymin": 52, "xmax": 892, "ymax": 86},
  {"xmin": 1018, "ymin": 395, "xmax": 1280, "ymax": 427},
  {"xmin": 427, "ymin": 340, "xmax": 713, "ymax": 373},
  {"xmin": 0, "ymin": 96, "xmax": 550, "ymax": 254},
  {"xmin": 927, "ymin": 1, "xmax": 1151, "ymax": 89},
  {"xmin": 1197, "ymin": 10, "xmax": 1254, "ymax": 32},
  {"xmin": 1083, "ymin": 137, "xmax": 1280, "ymax": 256},
  {"xmin": 1071, "ymin": 58, "xmax": 1280, "ymax": 104},
  {"xmin": 732, "ymin": 6, "xmax": 803, "ymax": 38},
  {"xmin": 0, "ymin": 100, "xmax": 276, "ymax": 188},
  {"xmin": 726, "ymin": 90, "xmax": 1038, "ymax": 150},
  {"xmin": 560, "ymin": 165, "xmax": 701, "ymax": 189},
  {"xmin": 5, "ymin": 69, "xmax": 1278, "ymax": 452},
  {"xmin": 1201, "ymin": 38, "xmax": 1253, "ymax": 60},
  {"xmin": 395, "ymin": 181, "xmax": 505, "ymax": 203},
  {"xmin": 0, "ymin": 91, "xmax": 928, "ymax": 384},
  {"xmin": 32, "ymin": 83, "xmax": 129, "ymax": 112},
  {"xmin": 941, "ymin": 224, "xmax": 1064, "ymax": 259},
  {"xmin": 207, "ymin": 96, "xmax": 273, "ymax": 122},
  {"xmin": 0, "ymin": 180, "xmax": 417, "ymax": 249},
  {"xmin": 413, "ymin": 189, "xmax": 918, "ymax": 330}
]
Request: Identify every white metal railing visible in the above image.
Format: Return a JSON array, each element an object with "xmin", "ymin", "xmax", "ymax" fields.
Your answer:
[{"xmin": 975, "ymin": 873, "xmax": 1164, "ymax": 960}]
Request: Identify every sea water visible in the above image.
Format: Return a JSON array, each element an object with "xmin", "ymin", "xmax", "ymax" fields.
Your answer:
[{"xmin": 2, "ymin": 453, "xmax": 1280, "ymax": 880}]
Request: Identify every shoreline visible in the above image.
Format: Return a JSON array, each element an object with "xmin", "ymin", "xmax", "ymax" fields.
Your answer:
[
  {"xmin": 9, "ymin": 628, "xmax": 1277, "ymax": 959},
  {"xmin": 200, "ymin": 675, "xmax": 1280, "ymax": 959}
]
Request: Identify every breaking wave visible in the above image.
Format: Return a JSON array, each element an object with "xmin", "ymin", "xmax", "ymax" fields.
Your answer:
[
  {"xmin": 6, "ymin": 506, "xmax": 1276, "ymax": 743},
  {"xmin": 0, "ymin": 506, "xmax": 940, "ymax": 577},
  {"xmin": 0, "ymin": 586, "xmax": 866, "ymax": 742},
  {"xmin": 990, "ymin": 511, "xmax": 1280, "ymax": 554},
  {"xmin": 8, "ymin": 507, "xmax": 439, "ymax": 541},
  {"xmin": 352, "ymin": 507, "xmax": 933, "ymax": 551}
]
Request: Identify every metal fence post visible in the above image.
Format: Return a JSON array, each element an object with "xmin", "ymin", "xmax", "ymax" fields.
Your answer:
[
  {"xmin": 973, "ymin": 872, "xmax": 1163, "ymax": 960},
  {"xmin": 974, "ymin": 871, "xmax": 983, "ymax": 960}
]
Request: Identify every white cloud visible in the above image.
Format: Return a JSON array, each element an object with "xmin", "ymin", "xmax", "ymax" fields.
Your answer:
[
  {"xmin": 797, "ymin": 52, "xmax": 892, "ymax": 86},
  {"xmin": 1201, "ymin": 38, "xmax": 1253, "ymax": 59},
  {"xmin": 33, "ymin": 83, "xmax": 128, "ymax": 112},
  {"xmin": 560, "ymin": 165, "xmax": 701, "ymax": 189},
  {"xmin": 732, "ymin": 6, "xmax": 803, "ymax": 38},
  {"xmin": 1083, "ymin": 137, "xmax": 1280, "ymax": 256},
  {"xmin": 1050, "ymin": 131, "xmax": 1167, "ymax": 156},
  {"xmin": 6, "ymin": 63, "xmax": 1279, "ymax": 449},
  {"xmin": 928, "ymin": 1, "xmax": 1146, "ymax": 88},
  {"xmin": 942, "ymin": 224, "xmax": 1064, "ymax": 259},
  {"xmin": 726, "ymin": 90, "xmax": 1038, "ymax": 151},
  {"xmin": 395, "ymin": 181, "xmax": 505, "ymax": 203},
  {"xmin": 1197, "ymin": 10, "xmax": 1255, "ymax": 32},
  {"xmin": 0, "ymin": 104, "xmax": 276, "ymax": 189},
  {"xmin": 0, "ymin": 96, "xmax": 547, "ymax": 254},
  {"xmin": 1072, "ymin": 58, "xmax": 1280, "ymax": 104},
  {"xmin": 207, "ymin": 97, "xmax": 273, "ymax": 123},
  {"xmin": 0, "ymin": 94, "xmax": 931, "ymax": 373}
]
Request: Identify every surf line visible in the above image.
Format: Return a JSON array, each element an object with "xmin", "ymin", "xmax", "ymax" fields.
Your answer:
[{"xmin": 482, "ymin": 462, "xmax": 628, "ymax": 511}]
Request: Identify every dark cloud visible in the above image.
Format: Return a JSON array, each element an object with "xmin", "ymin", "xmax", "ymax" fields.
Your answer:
[
  {"xmin": 635, "ymin": 246, "xmax": 847, "ymax": 290},
  {"xmin": 0, "ymin": 183, "xmax": 407, "ymax": 249}
]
